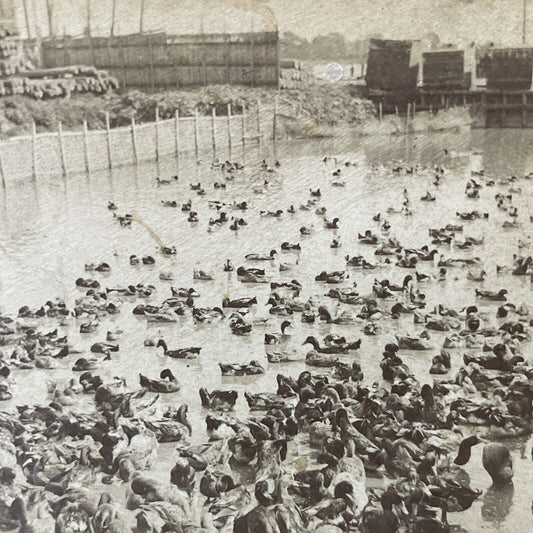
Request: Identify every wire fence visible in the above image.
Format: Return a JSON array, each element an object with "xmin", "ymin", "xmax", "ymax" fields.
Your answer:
[{"xmin": 0, "ymin": 103, "xmax": 277, "ymax": 185}]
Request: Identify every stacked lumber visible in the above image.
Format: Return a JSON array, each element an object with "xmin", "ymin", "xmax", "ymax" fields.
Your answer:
[
  {"xmin": 0, "ymin": 73, "xmax": 119, "ymax": 98},
  {"xmin": 0, "ymin": 30, "xmax": 119, "ymax": 99}
]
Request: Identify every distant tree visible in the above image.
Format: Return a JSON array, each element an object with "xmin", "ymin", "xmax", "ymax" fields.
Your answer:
[
  {"xmin": 280, "ymin": 31, "xmax": 311, "ymax": 59},
  {"xmin": 310, "ymin": 32, "xmax": 346, "ymax": 59}
]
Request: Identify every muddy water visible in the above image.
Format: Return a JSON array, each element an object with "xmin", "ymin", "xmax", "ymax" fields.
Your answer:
[{"xmin": 1, "ymin": 128, "xmax": 533, "ymax": 531}]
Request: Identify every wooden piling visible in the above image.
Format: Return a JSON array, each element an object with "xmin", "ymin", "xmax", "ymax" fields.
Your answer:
[
  {"xmin": 395, "ymin": 106, "xmax": 399, "ymax": 117},
  {"xmin": 131, "ymin": 117, "xmax": 138, "ymax": 164},
  {"xmin": 155, "ymin": 106, "xmax": 160, "ymax": 162},
  {"xmin": 412, "ymin": 101, "xmax": 416, "ymax": 116},
  {"xmin": 502, "ymin": 93, "xmax": 507, "ymax": 127},
  {"xmin": 83, "ymin": 119, "xmax": 90, "ymax": 174},
  {"xmin": 31, "ymin": 121, "xmax": 37, "ymax": 180},
  {"xmin": 522, "ymin": 94, "xmax": 528, "ymax": 128},
  {"xmin": 406, "ymin": 103, "xmax": 411, "ymax": 128},
  {"xmin": 227, "ymin": 104, "xmax": 232, "ymax": 159},
  {"xmin": 174, "ymin": 109, "xmax": 180, "ymax": 159},
  {"xmin": 105, "ymin": 112, "xmax": 112, "ymax": 169},
  {"xmin": 379, "ymin": 100, "xmax": 383, "ymax": 122},
  {"xmin": 57, "ymin": 121, "xmax": 67, "ymax": 177},
  {"xmin": 194, "ymin": 109, "xmax": 199, "ymax": 160},
  {"xmin": 211, "ymin": 107, "xmax": 217, "ymax": 159}
]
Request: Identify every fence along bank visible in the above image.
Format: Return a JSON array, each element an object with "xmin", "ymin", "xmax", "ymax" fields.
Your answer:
[
  {"xmin": 0, "ymin": 103, "xmax": 276, "ymax": 185},
  {"xmin": 41, "ymin": 31, "xmax": 279, "ymax": 91}
]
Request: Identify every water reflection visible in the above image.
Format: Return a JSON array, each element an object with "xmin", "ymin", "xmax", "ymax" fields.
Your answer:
[{"xmin": 481, "ymin": 483, "xmax": 514, "ymax": 525}]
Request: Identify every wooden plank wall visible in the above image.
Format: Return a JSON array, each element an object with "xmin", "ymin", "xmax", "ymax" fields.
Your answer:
[{"xmin": 41, "ymin": 32, "xmax": 279, "ymax": 90}]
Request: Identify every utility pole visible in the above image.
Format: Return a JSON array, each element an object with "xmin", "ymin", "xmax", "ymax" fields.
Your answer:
[
  {"xmin": 140, "ymin": 0, "xmax": 145, "ymax": 34},
  {"xmin": 111, "ymin": 0, "xmax": 117, "ymax": 36},
  {"xmin": 45, "ymin": 0, "xmax": 53, "ymax": 37},
  {"xmin": 522, "ymin": 0, "xmax": 527, "ymax": 44}
]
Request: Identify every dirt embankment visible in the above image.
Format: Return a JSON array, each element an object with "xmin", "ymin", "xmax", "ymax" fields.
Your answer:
[{"xmin": 0, "ymin": 84, "xmax": 377, "ymax": 139}]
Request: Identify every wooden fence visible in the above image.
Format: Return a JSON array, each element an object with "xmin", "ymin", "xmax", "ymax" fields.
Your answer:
[
  {"xmin": 0, "ymin": 103, "xmax": 277, "ymax": 185},
  {"xmin": 41, "ymin": 31, "xmax": 279, "ymax": 91}
]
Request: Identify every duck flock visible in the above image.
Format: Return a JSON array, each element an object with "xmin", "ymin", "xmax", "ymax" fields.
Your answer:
[{"xmin": 0, "ymin": 153, "xmax": 533, "ymax": 533}]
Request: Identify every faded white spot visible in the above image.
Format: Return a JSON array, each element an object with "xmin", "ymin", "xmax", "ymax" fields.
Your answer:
[{"xmin": 326, "ymin": 62, "xmax": 344, "ymax": 83}]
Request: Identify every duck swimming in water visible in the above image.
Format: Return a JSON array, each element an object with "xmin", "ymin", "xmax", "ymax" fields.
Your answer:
[
  {"xmin": 139, "ymin": 369, "xmax": 180, "ymax": 393},
  {"xmin": 199, "ymin": 388, "xmax": 238, "ymax": 410},
  {"xmin": 264, "ymin": 320, "xmax": 292, "ymax": 345},
  {"xmin": 245, "ymin": 250, "xmax": 277, "ymax": 261},
  {"xmin": 219, "ymin": 360, "xmax": 265, "ymax": 376},
  {"xmin": 475, "ymin": 288, "xmax": 507, "ymax": 301},
  {"xmin": 157, "ymin": 340, "xmax": 201, "ymax": 359}
]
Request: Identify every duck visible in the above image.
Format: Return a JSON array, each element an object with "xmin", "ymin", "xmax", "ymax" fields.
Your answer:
[
  {"xmin": 244, "ymin": 391, "xmax": 287, "ymax": 410},
  {"xmin": 482, "ymin": 443, "xmax": 513, "ymax": 485},
  {"xmin": 264, "ymin": 320, "xmax": 292, "ymax": 344},
  {"xmin": 281, "ymin": 242, "xmax": 301, "ymax": 251},
  {"xmin": 267, "ymin": 351, "xmax": 305, "ymax": 363},
  {"xmin": 318, "ymin": 305, "xmax": 355, "ymax": 324},
  {"xmin": 222, "ymin": 296, "xmax": 257, "ymax": 308},
  {"xmin": 245, "ymin": 250, "xmax": 277, "ymax": 261},
  {"xmin": 194, "ymin": 270, "xmax": 214, "ymax": 281},
  {"xmin": 224, "ymin": 259, "xmax": 234, "ymax": 272},
  {"xmin": 139, "ymin": 369, "xmax": 180, "ymax": 393},
  {"xmin": 161, "ymin": 246, "xmax": 177, "ymax": 256},
  {"xmin": 157, "ymin": 339, "xmax": 201, "ymax": 359},
  {"xmin": 303, "ymin": 336, "xmax": 351, "ymax": 354},
  {"xmin": 72, "ymin": 356, "xmax": 109, "ymax": 371},
  {"xmin": 475, "ymin": 288, "xmax": 507, "ymax": 301},
  {"xmin": 219, "ymin": 360, "xmax": 265, "ymax": 376},
  {"xmin": 396, "ymin": 332, "xmax": 433, "ymax": 350},
  {"xmin": 325, "ymin": 217, "xmax": 340, "ymax": 229},
  {"xmin": 199, "ymin": 388, "xmax": 238, "ymax": 410}
]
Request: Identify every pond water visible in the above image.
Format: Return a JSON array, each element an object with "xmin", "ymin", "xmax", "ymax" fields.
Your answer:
[{"xmin": 1, "ymin": 128, "xmax": 533, "ymax": 532}]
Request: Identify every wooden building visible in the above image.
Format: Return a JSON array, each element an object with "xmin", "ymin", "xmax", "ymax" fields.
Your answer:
[
  {"xmin": 365, "ymin": 39, "xmax": 421, "ymax": 94},
  {"xmin": 41, "ymin": 31, "xmax": 279, "ymax": 91}
]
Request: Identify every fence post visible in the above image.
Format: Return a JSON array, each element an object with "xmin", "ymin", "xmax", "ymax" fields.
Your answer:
[
  {"xmin": 0, "ymin": 149, "xmax": 5, "ymax": 188},
  {"xmin": 155, "ymin": 106, "xmax": 160, "ymax": 162},
  {"xmin": 273, "ymin": 95, "xmax": 278, "ymax": 142},
  {"xmin": 105, "ymin": 112, "xmax": 112, "ymax": 169},
  {"xmin": 194, "ymin": 109, "xmax": 199, "ymax": 160},
  {"xmin": 241, "ymin": 105, "xmax": 246, "ymax": 150},
  {"xmin": 57, "ymin": 121, "xmax": 67, "ymax": 177},
  {"xmin": 379, "ymin": 100, "xmax": 383, "ymax": 122},
  {"xmin": 131, "ymin": 117, "xmax": 138, "ymax": 164},
  {"xmin": 211, "ymin": 107, "xmax": 217, "ymax": 160},
  {"xmin": 31, "ymin": 121, "xmax": 37, "ymax": 180},
  {"xmin": 83, "ymin": 119, "xmax": 90, "ymax": 174},
  {"xmin": 174, "ymin": 109, "xmax": 180, "ymax": 159},
  {"xmin": 406, "ymin": 103, "xmax": 411, "ymax": 128},
  {"xmin": 257, "ymin": 99, "xmax": 261, "ymax": 151},
  {"xmin": 227, "ymin": 103, "xmax": 232, "ymax": 160}
]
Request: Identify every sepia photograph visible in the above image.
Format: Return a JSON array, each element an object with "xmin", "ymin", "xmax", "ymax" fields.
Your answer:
[{"xmin": 0, "ymin": 0, "xmax": 531, "ymax": 531}]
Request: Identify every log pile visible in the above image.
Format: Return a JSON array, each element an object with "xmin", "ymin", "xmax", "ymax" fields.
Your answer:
[{"xmin": 0, "ymin": 30, "xmax": 119, "ymax": 99}]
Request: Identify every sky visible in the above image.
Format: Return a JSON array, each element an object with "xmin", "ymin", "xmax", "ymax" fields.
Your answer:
[{"xmin": 9, "ymin": 0, "xmax": 531, "ymax": 47}]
